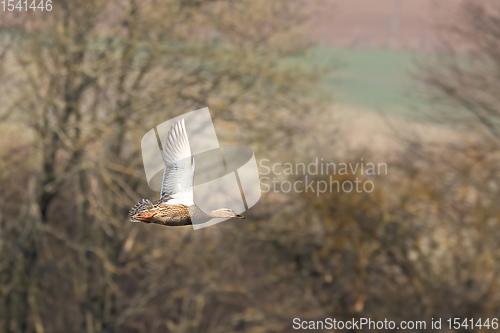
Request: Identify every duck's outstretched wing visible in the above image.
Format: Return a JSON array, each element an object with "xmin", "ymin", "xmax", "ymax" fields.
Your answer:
[{"xmin": 160, "ymin": 119, "xmax": 195, "ymax": 205}]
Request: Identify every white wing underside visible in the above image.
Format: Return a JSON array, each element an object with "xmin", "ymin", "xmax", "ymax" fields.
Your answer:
[{"xmin": 160, "ymin": 119, "xmax": 195, "ymax": 205}]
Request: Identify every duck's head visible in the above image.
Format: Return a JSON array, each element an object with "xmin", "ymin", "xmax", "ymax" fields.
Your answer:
[{"xmin": 210, "ymin": 208, "xmax": 245, "ymax": 219}]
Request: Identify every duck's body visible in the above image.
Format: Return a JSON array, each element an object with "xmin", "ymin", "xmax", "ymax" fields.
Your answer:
[
  {"xmin": 129, "ymin": 119, "xmax": 244, "ymax": 226},
  {"xmin": 129, "ymin": 198, "xmax": 193, "ymax": 226},
  {"xmin": 129, "ymin": 197, "xmax": 241, "ymax": 226}
]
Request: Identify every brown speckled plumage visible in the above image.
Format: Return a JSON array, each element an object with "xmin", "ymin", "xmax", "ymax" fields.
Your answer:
[{"xmin": 129, "ymin": 196, "xmax": 226, "ymax": 226}]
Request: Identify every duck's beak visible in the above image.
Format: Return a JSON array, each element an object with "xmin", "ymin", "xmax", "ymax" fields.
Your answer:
[{"xmin": 232, "ymin": 215, "xmax": 245, "ymax": 219}]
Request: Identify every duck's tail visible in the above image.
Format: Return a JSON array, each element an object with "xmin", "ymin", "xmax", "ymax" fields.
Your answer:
[{"xmin": 128, "ymin": 198, "xmax": 154, "ymax": 222}]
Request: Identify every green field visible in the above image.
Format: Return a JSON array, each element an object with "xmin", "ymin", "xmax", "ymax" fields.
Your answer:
[{"xmin": 310, "ymin": 47, "xmax": 428, "ymax": 119}]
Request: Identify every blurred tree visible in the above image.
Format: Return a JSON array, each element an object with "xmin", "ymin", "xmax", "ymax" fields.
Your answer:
[
  {"xmin": 0, "ymin": 0, "xmax": 324, "ymax": 332},
  {"xmin": 417, "ymin": 1, "xmax": 500, "ymax": 142}
]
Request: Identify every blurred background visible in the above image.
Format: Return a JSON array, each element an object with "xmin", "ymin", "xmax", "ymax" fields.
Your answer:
[{"xmin": 1, "ymin": 0, "xmax": 500, "ymax": 332}]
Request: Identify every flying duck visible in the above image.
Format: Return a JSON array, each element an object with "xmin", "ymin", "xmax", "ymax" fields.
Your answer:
[{"xmin": 129, "ymin": 119, "xmax": 244, "ymax": 226}]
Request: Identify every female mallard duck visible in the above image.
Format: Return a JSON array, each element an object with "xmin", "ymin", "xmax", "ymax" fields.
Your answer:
[{"xmin": 129, "ymin": 119, "xmax": 244, "ymax": 226}]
